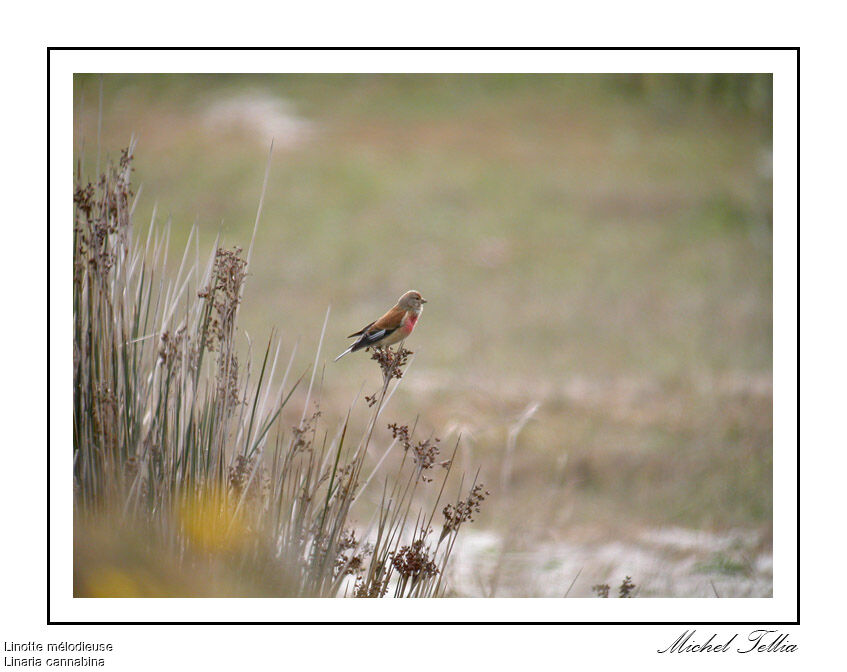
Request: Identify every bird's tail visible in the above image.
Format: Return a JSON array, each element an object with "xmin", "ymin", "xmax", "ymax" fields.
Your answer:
[{"xmin": 333, "ymin": 345, "xmax": 354, "ymax": 362}]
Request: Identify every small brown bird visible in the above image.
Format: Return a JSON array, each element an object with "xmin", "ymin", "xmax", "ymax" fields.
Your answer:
[{"xmin": 334, "ymin": 290, "xmax": 427, "ymax": 361}]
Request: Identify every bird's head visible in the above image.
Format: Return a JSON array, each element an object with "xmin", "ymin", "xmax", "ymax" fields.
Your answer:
[{"xmin": 398, "ymin": 290, "xmax": 427, "ymax": 312}]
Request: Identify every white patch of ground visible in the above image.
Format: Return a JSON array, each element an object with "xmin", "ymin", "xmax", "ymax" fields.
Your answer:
[
  {"xmin": 202, "ymin": 93, "xmax": 314, "ymax": 147},
  {"xmin": 445, "ymin": 526, "xmax": 772, "ymax": 598}
]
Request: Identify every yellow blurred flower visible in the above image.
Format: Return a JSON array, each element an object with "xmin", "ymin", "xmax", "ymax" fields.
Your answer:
[{"xmin": 179, "ymin": 490, "xmax": 247, "ymax": 553}]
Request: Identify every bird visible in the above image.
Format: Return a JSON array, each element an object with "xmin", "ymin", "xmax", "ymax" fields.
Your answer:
[{"xmin": 334, "ymin": 290, "xmax": 427, "ymax": 361}]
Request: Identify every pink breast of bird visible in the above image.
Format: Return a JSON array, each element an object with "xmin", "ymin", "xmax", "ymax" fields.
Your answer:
[{"xmin": 402, "ymin": 313, "xmax": 419, "ymax": 334}]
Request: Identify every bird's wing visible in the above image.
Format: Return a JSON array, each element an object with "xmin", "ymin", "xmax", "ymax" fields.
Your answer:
[
  {"xmin": 370, "ymin": 306, "xmax": 406, "ymax": 331},
  {"xmin": 348, "ymin": 305, "xmax": 405, "ymax": 338},
  {"xmin": 347, "ymin": 321, "xmax": 375, "ymax": 338},
  {"xmin": 350, "ymin": 327, "xmax": 395, "ymax": 351}
]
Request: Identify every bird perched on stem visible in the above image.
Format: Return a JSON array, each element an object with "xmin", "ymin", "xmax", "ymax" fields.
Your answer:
[{"xmin": 334, "ymin": 290, "xmax": 427, "ymax": 361}]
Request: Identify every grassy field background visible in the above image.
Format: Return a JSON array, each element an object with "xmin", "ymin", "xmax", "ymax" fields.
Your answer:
[{"xmin": 73, "ymin": 73, "xmax": 772, "ymax": 596}]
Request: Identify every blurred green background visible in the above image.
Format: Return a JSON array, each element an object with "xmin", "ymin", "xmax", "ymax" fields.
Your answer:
[{"xmin": 74, "ymin": 74, "xmax": 772, "ymax": 595}]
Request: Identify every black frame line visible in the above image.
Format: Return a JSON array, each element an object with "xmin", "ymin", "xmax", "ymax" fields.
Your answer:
[{"xmin": 50, "ymin": 46, "xmax": 799, "ymax": 626}]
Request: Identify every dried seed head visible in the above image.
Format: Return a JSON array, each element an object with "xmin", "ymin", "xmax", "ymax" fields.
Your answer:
[
  {"xmin": 618, "ymin": 576, "xmax": 636, "ymax": 598},
  {"xmin": 441, "ymin": 483, "xmax": 490, "ymax": 539},
  {"xmin": 371, "ymin": 346, "xmax": 412, "ymax": 380},
  {"xmin": 388, "ymin": 423, "xmax": 442, "ymax": 482},
  {"xmin": 390, "ymin": 538, "xmax": 439, "ymax": 581}
]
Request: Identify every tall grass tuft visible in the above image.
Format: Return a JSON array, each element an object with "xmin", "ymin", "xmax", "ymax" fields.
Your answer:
[{"xmin": 73, "ymin": 147, "xmax": 487, "ymax": 598}]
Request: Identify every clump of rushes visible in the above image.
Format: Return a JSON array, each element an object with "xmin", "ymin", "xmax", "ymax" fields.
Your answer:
[{"xmin": 73, "ymin": 147, "xmax": 489, "ymax": 598}]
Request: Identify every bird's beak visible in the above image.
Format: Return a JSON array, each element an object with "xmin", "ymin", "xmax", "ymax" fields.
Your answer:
[{"xmin": 421, "ymin": 298, "xmax": 428, "ymax": 303}]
